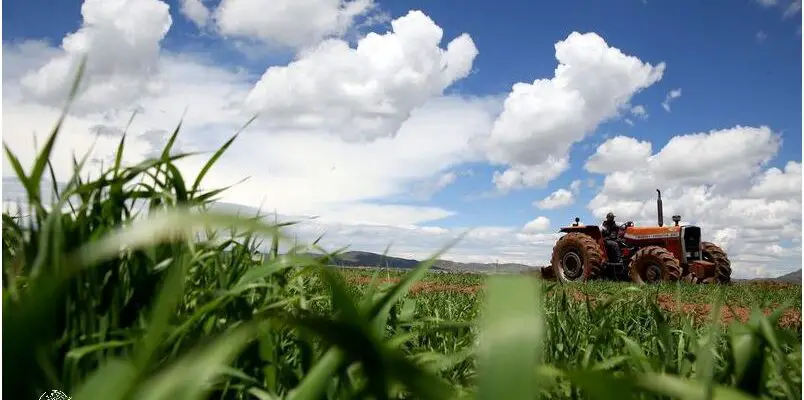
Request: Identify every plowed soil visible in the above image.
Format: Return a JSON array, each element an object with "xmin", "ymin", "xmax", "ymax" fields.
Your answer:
[{"xmin": 655, "ymin": 294, "xmax": 801, "ymax": 328}]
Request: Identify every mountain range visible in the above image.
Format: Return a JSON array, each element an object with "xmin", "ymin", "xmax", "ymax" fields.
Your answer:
[
  {"xmin": 328, "ymin": 250, "xmax": 533, "ymax": 273},
  {"xmin": 764, "ymin": 269, "xmax": 801, "ymax": 283}
]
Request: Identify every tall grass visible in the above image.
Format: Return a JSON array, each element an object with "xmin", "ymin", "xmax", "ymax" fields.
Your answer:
[{"xmin": 2, "ymin": 70, "xmax": 801, "ymax": 399}]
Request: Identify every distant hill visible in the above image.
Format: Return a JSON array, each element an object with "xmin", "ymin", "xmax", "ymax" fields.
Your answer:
[
  {"xmin": 326, "ymin": 250, "xmax": 535, "ymax": 273},
  {"xmin": 737, "ymin": 269, "xmax": 802, "ymax": 284},
  {"xmin": 433, "ymin": 258, "xmax": 534, "ymax": 273},
  {"xmin": 331, "ymin": 251, "xmax": 425, "ymax": 270},
  {"xmin": 774, "ymin": 269, "xmax": 801, "ymax": 283}
]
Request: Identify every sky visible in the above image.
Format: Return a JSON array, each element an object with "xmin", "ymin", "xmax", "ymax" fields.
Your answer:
[{"xmin": 2, "ymin": 0, "xmax": 802, "ymax": 278}]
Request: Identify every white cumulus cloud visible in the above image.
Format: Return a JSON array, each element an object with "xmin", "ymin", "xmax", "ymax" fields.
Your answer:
[
  {"xmin": 523, "ymin": 216, "xmax": 551, "ymax": 233},
  {"xmin": 18, "ymin": 0, "xmax": 172, "ymax": 112},
  {"xmin": 484, "ymin": 31, "xmax": 665, "ymax": 191},
  {"xmin": 244, "ymin": 10, "xmax": 479, "ymax": 142},
  {"xmin": 535, "ymin": 188, "xmax": 575, "ymax": 210},
  {"xmin": 585, "ymin": 135, "xmax": 652, "ymax": 174},
  {"xmin": 649, "ymin": 126, "xmax": 779, "ymax": 185}
]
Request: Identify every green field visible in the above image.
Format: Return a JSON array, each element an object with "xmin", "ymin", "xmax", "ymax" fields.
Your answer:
[{"xmin": 3, "ymin": 110, "xmax": 802, "ymax": 400}]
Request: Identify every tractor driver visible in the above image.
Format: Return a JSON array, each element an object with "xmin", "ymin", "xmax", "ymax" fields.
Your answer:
[{"xmin": 601, "ymin": 212, "xmax": 622, "ymax": 264}]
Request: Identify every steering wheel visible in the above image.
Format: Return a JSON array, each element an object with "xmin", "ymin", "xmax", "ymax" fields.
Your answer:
[{"xmin": 615, "ymin": 221, "xmax": 632, "ymax": 239}]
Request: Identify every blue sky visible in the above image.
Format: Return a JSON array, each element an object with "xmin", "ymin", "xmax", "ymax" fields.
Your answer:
[
  {"xmin": 2, "ymin": 0, "xmax": 802, "ymax": 277},
  {"xmin": 375, "ymin": 0, "xmax": 801, "ymax": 228}
]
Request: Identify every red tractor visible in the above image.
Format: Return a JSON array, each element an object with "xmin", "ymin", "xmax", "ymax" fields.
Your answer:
[{"xmin": 541, "ymin": 189, "xmax": 731, "ymax": 285}]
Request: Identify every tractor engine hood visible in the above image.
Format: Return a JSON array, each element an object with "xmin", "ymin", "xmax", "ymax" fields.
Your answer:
[{"xmin": 622, "ymin": 226, "xmax": 681, "ymax": 240}]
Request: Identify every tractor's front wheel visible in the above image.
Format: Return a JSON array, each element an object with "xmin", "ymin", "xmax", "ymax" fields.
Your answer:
[
  {"xmin": 702, "ymin": 241, "xmax": 731, "ymax": 284},
  {"xmin": 550, "ymin": 233, "xmax": 604, "ymax": 283},
  {"xmin": 629, "ymin": 246, "xmax": 682, "ymax": 284}
]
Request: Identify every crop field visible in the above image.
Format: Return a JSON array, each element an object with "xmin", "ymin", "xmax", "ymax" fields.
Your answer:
[
  {"xmin": 340, "ymin": 268, "xmax": 803, "ymax": 324},
  {"xmin": 3, "ymin": 105, "xmax": 802, "ymax": 400},
  {"xmin": 343, "ymin": 268, "xmax": 802, "ymax": 333}
]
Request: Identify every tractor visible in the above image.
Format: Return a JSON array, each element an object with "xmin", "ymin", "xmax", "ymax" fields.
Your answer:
[{"xmin": 541, "ymin": 189, "xmax": 732, "ymax": 285}]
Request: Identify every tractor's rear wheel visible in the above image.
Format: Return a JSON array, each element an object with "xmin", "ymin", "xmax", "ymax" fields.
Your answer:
[
  {"xmin": 550, "ymin": 233, "xmax": 604, "ymax": 282},
  {"xmin": 629, "ymin": 246, "xmax": 682, "ymax": 284},
  {"xmin": 702, "ymin": 241, "xmax": 731, "ymax": 284}
]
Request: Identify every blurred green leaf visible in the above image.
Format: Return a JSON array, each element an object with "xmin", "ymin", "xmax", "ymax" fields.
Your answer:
[{"xmin": 476, "ymin": 275, "xmax": 544, "ymax": 400}]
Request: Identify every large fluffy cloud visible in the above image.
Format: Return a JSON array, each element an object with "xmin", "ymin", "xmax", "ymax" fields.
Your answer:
[
  {"xmin": 586, "ymin": 126, "xmax": 793, "ymax": 220},
  {"xmin": 18, "ymin": 0, "xmax": 172, "ymax": 112},
  {"xmin": 485, "ymin": 32, "xmax": 666, "ymax": 191},
  {"xmin": 586, "ymin": 127, "xmax": 801, "ymax": 278},
  {"xmin": 244, "ymin": 10, "xmax": 478, "ymax": 142},
  {"xmin": 649, "ymin": 126, "xmax": 780, "ymax": 185}
]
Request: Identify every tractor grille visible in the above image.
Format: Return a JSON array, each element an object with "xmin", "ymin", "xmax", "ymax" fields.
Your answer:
[{"xmin": 682, "ymin": 226, "xmax": 701, "ymax": 260}]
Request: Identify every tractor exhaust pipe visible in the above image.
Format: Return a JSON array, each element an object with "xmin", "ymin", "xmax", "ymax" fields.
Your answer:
[{"xmin": 656, "ymin": 189, "xmax": 664, "ymax": 227}]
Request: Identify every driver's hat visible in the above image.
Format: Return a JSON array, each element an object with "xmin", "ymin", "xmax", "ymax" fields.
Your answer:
[{"xmin": 605, "ymin": 212, "xmax": 615, "ymax": 221}]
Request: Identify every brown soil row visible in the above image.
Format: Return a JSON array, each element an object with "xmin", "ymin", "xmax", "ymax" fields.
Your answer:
[
  {"xmin": 345, "ymin": 276, "xmax": 801, "ymax": 328},
  {"xmin": 655, "ymin": 294, "xmax": 801, "ymax": 328}
]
